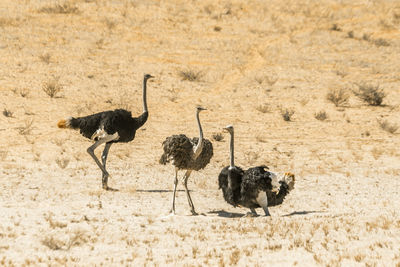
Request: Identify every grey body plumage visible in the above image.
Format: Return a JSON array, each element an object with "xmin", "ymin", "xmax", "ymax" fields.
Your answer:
[{"xmin": 160, "ymin": 107, "xmax": 213, "ymax": 215}]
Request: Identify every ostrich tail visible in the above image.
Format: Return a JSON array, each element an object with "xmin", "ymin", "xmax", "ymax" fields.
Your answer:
[
  {"xmin": 159, "ymin": 154, "xmax": 167, "ymax": 165},
  {"xmin": 57, "ymin": 119, "xmax": 68, "ymax": 128},
  {"xmin": 57, "ymin": 117, "xmax": 78, "ymax": 129},
  {"xmin": 282, "ymin": 172, "xmax": 295, "ymax": 191}
]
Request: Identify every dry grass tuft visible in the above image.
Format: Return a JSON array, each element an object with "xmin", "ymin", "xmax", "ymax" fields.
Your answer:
[
  {"xmin": 280, "ymin": 108, "xmax": 295, "ymax": 121},
  {"xmin": 378, "ymin": 119, "xmax": 398, "ymax": 134},
  {"xmin": 212, "ymin": 133, "xmax": 224, "ymax": 142},
  {"xmin": 330, "ymin": 23, "xmax": 341, "ymax": 31},
  {"xmin": 256, "ymin": 103, "xmax": 271, "ymax": 113},
  {"xmin": 0, "ymin": 150, "xmax": 7, "ymax": 161},
  {"xmin": 326, "ymin": 88, "xmax": 349, "ymax": 107},
  {"xmin": 354, "ymin": 84, "xmax": 385, "ymax": 106},
  {"xmin": 229, "ymin": 248, "xmax": 241, "ymax": 265},
  {"xmin": 39, "ymin": 53, "xmax": 51, "ymax": 64},
  {"xmin": 314, "ymin": 110, "xmax": 328, "ymax": 121},
  {"xmin": 42, "ymin": 229, "xmax": 89, "ymax": 251},
  {"xmin": 38, "ymin": 3, "xmax": 80, "ymax": 14},
  {"xmin": 56, "ymin": 157, "xmax": 70, "ymax": 169},
  {"xmin": 44, "ymin": 213, "xmax": 68, "ymax": 229},
  {"xmin": 373, "ymin": 38, "xmax": 390, "ymax": 47},
  {"xmin": 254, "ymin": 73, "xmax": 278, "ymax": 86},
  {"xmin": 0, "ymin": 17, "xmax": 19, "ymax": 27},
  {"xmin": 42, "ymin": 78, "xmax": 62, "ymax": 98},
  {"xmin": 2, "ymin": 108, "xmax": 13, "ymax": 118},
  {"xmin": 178, "ymin": 69, "xmax": 203, "ymax": 82},
  {"xmin": 18, "ymin": 119, "xmax": 34, "ymax": 135},
  {"xmin": 371, "ymin": 147, "xmax": 384, "ymax": 160}
]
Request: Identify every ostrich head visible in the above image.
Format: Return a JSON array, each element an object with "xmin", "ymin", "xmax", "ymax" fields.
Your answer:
[
  {"xmin": 276, "ymin": 172, "xmax": 295, "ymax": 191},
  {"xmin": 223, "ymin": 125, "xmax": 234, "ymax": 134},
  {"xmin": 196, "ymin": 106, "xmax": 206, "ymax": 112},
  {"xmin": 144, "ymin": 74, "xmax": 154, "ymax": 81}
]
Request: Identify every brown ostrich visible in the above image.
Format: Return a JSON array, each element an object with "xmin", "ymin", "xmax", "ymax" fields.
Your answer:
[{"xmin": 159, "ymin": 106, "xmax": 213, "ymax": 215}]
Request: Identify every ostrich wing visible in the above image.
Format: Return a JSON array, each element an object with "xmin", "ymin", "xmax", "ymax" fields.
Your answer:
[
  {"xmin": 189, "ymin": 137, "xmax": 213, "ymax": 171},
  {"xmin": 240, "ymin": 166, "xmax": 273, "ymax": 204},
  {"xmin": 159, "ymin": 134, "xmax": 194, "ymax": 169}
]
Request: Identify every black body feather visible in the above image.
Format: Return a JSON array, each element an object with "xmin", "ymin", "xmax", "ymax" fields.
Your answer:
[
  {"xmin": 218, "ymin": 165, "xmax": 292, "ymax": 209},
  {"xmin": 159, "ymin": 134, "xmax": 213, "ymax": 171},
  {"xmin": 69, "ymin": 109, "xmax": 148, "ymax": 143},
  {"xmin": 239, "ymin": 166, "xmax": 273, "ymax": 209},
  {"xmin": 218, "ymin": 166, "xmax": 244, "ymax": 207}
]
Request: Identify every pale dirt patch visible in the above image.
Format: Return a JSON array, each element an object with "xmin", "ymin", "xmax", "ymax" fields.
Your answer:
[{"xmin": 1, "ymin": 0, "xmax": 400, "ymax": 265}]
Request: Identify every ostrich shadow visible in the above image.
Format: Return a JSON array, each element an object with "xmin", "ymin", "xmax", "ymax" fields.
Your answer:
[
  {"xmin": 208, "ymin": 210, "xmax": 244, "ymax": 218},
  {"xmin": 136, "ymin": 189, "xmax": 186, "ymax": 193},
  {"xmin": 282, "ymin": 210, "xmax": 324, "ymax": 217},
  {"xmin": 208, "ymin": 210, "xmax": 325, "ymax": 218}
]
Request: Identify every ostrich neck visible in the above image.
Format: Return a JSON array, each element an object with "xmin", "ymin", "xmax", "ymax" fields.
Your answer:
[
  {"xmin": 229, "ymin": 130, "xmax": 235, "ymax": 169},
  {"xmin": 193, "ymin": 111, "xmax": 204, "ymax": 159},
  {"xmin": 133, "ymin": 77, "xmax": 149, "ymax": 129},
  {"xmin": 142, "ymin": 77, "xmax": 148, "ymax": 113}
]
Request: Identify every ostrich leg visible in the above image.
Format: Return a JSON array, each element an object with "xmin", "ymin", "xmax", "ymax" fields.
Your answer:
[
  {"xmin": 182, "ymin": 170, "xmax": 197, "ymax": 215},
  {"xmin": 170, "ymin": 167, "xmax": 179, "ymax": 214},
  {"xmin": 86, "ymin": 133, "xmax": 118, "ymax": 190},
  {"xmin": 101, "ymin": 143, "xmax": 112, "ymax": 190},
  {"xmin": 256, "ymin": 191, "xmax": 271, "ymax": 216}
]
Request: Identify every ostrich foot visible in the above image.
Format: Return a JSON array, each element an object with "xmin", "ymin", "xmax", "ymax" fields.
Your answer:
[
  {"xmin": 103, "ymin": 186, "xmax": 119, "ymax": 192},
  {"xmin": 190, "ymin": 210, "xmax": 198, "ymax": 216},
  {"xmin": 169, "ymin": 209, "xmax": 176, "ymax": 215}
]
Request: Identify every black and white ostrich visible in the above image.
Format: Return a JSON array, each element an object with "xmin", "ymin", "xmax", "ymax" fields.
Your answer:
[
  {"xmin": 57, "ymin": 74, "xmax": 154, "ymax": 190},
  {"xmin": 218, "ymin": 125, "xmax": 295, "ymax": 216},
  {"xmin": 159, "ymin": 106, "xmax": 213, "ymax": 215}
]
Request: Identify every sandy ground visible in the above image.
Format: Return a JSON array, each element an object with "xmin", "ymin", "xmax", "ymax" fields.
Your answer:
[{"xmin": 1, "ymin": 0, "xmax": 400, "ymax": 266}]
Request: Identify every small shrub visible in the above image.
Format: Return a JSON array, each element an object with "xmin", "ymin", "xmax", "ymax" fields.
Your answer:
[
  {"xmin": 373, "ymin": 38, "xmax": 390, "ymax": 47},
  {"xmin": 178, "ymin": 70, "xmax": 203, "ymax": 82},
  {"xmin": 18, "ymin": 119, "xmax": 34, "ymax": 135},
  {"xmin": 43, "ymin": 79, "xmax": 62, "ymax": 98},
  {"xmin": 354, "ymin": 84, "xmax": 385, "ymax": 106},
  {"xmin": 38, "ymin": 3, "xmax": 79, "ymax": 14},
  {"xmin": 0, "ymin": 17, "xmax": 18, "ymax": 27},
  {"xmin": 212, "ymin": 133, "xmax": 224, "ymax": 142},
  {"xmin": 314, "ymin": 111, "xmax": 328, "ymax": 121},
  {"xmin": 280, "ymin": 108, "xmax": 295, "ymax": 121},
  {"xmin": 19, "ymin": 88, "xmax": 29, "ymax": 97},
  {"xmin": 3, "ymin": 108, "xmax": 13, "ymax": 117},
  {"xmin": 362, "ymin": 33, "xmax": 371, "ymax": 41},
  {"xmin": 326, "ymin": 88, "xmax": 349, "ymax": 107},
  {"xmin": 256, "ymin": 103, "xmax": 271, "ymax": 113},
  {"xmin": 104, "ymin": 18, "xmax": 116, "ymax": 31},
  {"xmin": 254, "ymin": 74, "xmax": 278, "ymax": 86},
  {"xmin": 214, "ymin": 26, "xmax": 222, "ymax": 32},
  {"xmin": 39, "ymin": 53, "xmax": 51, "ymax": 64},
  {"xmin": 330, "ymin": 24, "xmax": 341, "ymax": 31},
  {"xmin": 378, "ymin": 120, "xmax": 398, "ymax": 134},
  {"xmin": 56, "ymin": 157, "xmax": 70, "ymax": 169},
  {"xmin": 347, "ymin": 31, "xmax": 354, "ymax": 38}
]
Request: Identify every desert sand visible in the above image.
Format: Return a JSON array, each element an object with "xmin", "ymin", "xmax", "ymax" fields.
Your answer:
[{"xmin": 1, "ymin": 0, "xmax": 400, "ymax": 266}]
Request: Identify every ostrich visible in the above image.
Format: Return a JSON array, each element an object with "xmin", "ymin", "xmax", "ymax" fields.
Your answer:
[
  {"xmin": 159, "ymin": 106, "xmax": 213, "ymax": 215},
  {"xmin": 57, "ymin": 74, "xmax": 154, "ymax": 190},
  {"xmin": 218, "ymin": 125, "xmax": 295, "ymax": 216}
]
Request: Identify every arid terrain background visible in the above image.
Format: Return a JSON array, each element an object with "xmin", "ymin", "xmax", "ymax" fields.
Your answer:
[{"xmin": 1, "ymin": 0, "xmax": 400, "ymax": 266}]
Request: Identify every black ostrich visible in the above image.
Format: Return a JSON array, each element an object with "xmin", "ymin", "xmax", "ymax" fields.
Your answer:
[
  {"xmin": 159, "ymin": 106, "xmax": 213, "ymax": 215},
  {"xmin": 57, "ymin": 74, "xmax": 154, "ymax": 190},
  {"xmin": 218, "ymin": 125, "xmax": 295, "ymax": 216}
]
